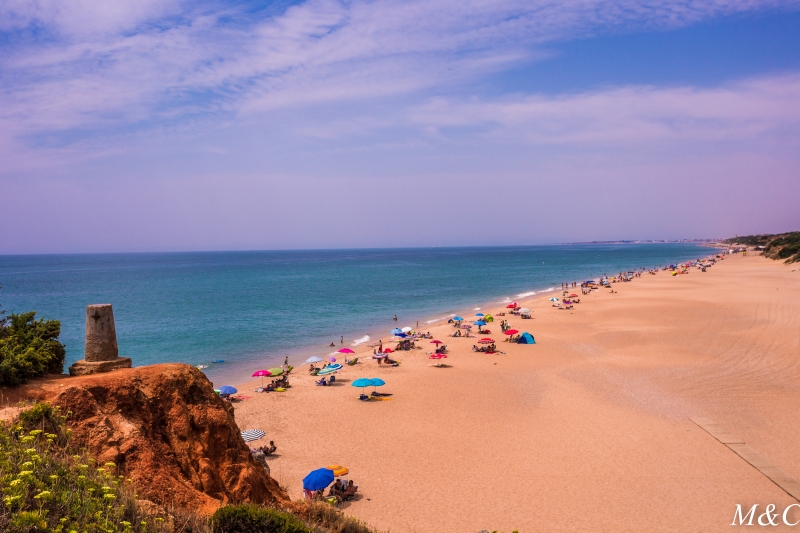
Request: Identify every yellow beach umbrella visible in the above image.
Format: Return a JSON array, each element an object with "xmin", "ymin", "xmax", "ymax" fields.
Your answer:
[{"xmin": 326, "ymin": 464, "xmax": 349, "ymax": 477}]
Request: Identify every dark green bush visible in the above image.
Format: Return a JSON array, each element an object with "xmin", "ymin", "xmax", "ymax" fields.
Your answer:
[
  {"xmin": 211, "ymin": 504, "xmax": 311, "ymax": 533},
  {"xmin": 0, "ymin": 311, "xmax": 66, "ymax": 386}
]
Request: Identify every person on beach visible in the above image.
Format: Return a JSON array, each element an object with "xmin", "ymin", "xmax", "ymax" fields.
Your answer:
[{"xmin": 393, "ymin": 315, "xmax": 398, "ymax": 321}]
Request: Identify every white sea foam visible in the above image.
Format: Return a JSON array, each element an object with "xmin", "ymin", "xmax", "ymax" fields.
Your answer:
[
  {"xmin": 352, "ymin": 335, "xmax": 370, "ymax": 346},
  {"xmin": 540, "ymin": 287, "xmax": 555, "ymax": 293},
  {"xmin": 473, "ymin": 307, "xmax": 481, "ymax": 310},
  {"xmin": 500, "ymin": 297, "xmax": 512, "ymax": 303},
  {"xmin": 517, "ymin": 291, "xmax": 536, "ymax": 298}
]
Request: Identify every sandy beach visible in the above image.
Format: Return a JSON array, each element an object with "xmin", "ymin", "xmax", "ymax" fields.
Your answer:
[{"xmin": 233, "ymin": 254, "xmax": 800, "ymax": 532}]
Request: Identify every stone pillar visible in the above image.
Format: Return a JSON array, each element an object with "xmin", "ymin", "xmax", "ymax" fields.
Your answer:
[
  {"xmin": 85, "ymin": 304, "xmax": 118, "ymax": 361},
  {"xmin": 69, "ymin": 304, "xmax": 132, "ymax": 376}
]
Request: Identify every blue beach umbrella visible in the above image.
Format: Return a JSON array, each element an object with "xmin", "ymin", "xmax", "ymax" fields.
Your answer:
[
  {"xmin": 453, "ymin": 316, "xmax": 464, "ymax": 321},
  {"xmin": 474, "ymin": 321, "xmax": 487, "ymax": 326},
  {"xmin": 352, "ymin": 378, "xmax": 374, "ymax": 388},
  {"xmin": 475, "ymin": 313, "xmax": 485, "ymax": 317},
  {"xmin": 218, "ymin": 386, "xmax": 237, "ymax": 395},
  {"xmin": 370, "ymin": 378, "xmax": 386, "ymax": 387},
  {"xmin": 303, "ymin": 468, "xmax": 335, "ymax": 491},
  {"xmin": 305, "ymin": 356, "xmax": 323, "ymax": 364},
  {"xmin": 391, "ymin": 328, "xmax": 403, "ymax": 335}
]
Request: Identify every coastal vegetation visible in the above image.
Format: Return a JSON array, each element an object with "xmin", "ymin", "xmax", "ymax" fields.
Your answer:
[
  {"xmin": 0, "ymin": 311, "xmax": 66, "ymax": 386},
  {"xmin": 724, "ymin": 231, "xmax": 800, "ymax": 262}
]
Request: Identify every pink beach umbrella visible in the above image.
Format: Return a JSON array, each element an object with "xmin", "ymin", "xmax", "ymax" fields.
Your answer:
[
  {"xmin": 252, "ymin": 369, "xmax": 272, "ymax": 387},
  {"xmin": 337, "ymin": 348, "xmax": 355, "ymax": 354}
]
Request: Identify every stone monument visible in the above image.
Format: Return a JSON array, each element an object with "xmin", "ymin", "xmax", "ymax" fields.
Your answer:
[{"xmin": 68, "ymin": 304, "xmax": 132, "ymax": 376}]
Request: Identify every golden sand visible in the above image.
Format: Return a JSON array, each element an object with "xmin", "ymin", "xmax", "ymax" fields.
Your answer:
[{"xmin": 234, "ymin": 255, "xmax": 800, "ymax": 532}]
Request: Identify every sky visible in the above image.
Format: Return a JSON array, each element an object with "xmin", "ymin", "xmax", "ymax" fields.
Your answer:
[{"xmin": 1, "ymin": 0, "xmax": 799, "ymax": 254}]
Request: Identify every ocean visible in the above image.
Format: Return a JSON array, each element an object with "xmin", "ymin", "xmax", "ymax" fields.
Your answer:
[{"xmin": 0, "ymin": 244, "xmax": 711, "ymax": 385}]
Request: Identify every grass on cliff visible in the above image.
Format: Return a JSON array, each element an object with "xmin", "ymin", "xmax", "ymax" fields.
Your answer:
[
  {"xmin": 0, "ymin": 402, "xmax": 179, "ymax": 533},
  {"xmin": 1, "ymin": 402, "xmax": 383, "ymax": 533}
]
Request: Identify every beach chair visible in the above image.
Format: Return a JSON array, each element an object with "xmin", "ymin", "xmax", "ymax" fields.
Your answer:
[{"xmin": 346, "ymin": 357, "xmax": 359, "ymax": 365}]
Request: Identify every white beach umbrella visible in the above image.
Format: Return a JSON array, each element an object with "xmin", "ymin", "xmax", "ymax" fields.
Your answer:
[
  {"xmin": 519, "ymin": 308, "xmax": 530, "ymax": 313},
  {"xmin": 401, "ymin": 326, "xmax": 412, "ymax": 333}
]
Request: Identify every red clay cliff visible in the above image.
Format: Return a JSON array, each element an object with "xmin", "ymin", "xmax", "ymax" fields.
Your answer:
[{"xmin": 2, "ymin": 364, "xmax": 287, "ymax": 515}]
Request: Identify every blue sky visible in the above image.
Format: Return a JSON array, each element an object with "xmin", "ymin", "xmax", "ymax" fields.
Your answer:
[{"xmin": 1, "ymin": 0, "xmax": 799, "ymax": 253}]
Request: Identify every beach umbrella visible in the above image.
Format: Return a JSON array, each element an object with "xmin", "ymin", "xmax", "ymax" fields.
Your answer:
[
  {"xmin": 453, "ymin": 316, "xmax": 464, "ymax": 321},
  {"xmin": 429, "ymin": 354, "xmax": 447, "ymax": 359},
  {"xmin": 570, "ymin": 294, "xmax": 579, "ymax": 297},
  {"xmin": 395, "ymin": 332, "xmax": 407, "ymax": 338},
  {"xmin": 461, "ymin": 324, "xmax": 471, "ymax": 329},
  {"xmin": 519, "ymin": 308, "xmax": 530, "ymax": 314},
  {"xmin": 303, "ymin": 468, "xmax": 335, "ymax": 491},
  {"xmin": 329, "ymin": 356, "xmax": 337, "ymax": 362},
  {"xmin": 218, "ymin": 385, "xmax": 237, "ymax": 395},
  {"xmin": 337, "ymin": 348, "xmax": 355, "ymax": 354},
  {"xmin": 241, "ymin": 429, "xmax": 265, "ymax": 442},
  {"xmin": 383, "ymin": 348, "xmax": 394, "ymax": 353},
  {"xmin": 326, "ymin": 465, "xmax": 349, "ymax": 477},
  {"xmin": 369, "ymin": 378, "xmax": 386, "ymax": 393},
  {"xmin": 391, "ymin": 328, "xmax": 403, "ymax": 335},
  {"xmin": 268, "ymin": 367, "xmax": 284, "ymax": 376},
  {"xmin": 549, "ymin": 297, "xmax": 559, "ymax": 302},
  {"xmin": 401, "ymin": 326, "xmax": 412, "ymax": 333},
  {"xmin": 474, "ymin": 321, "xmax": 487, "ymax": 326},
  {"xmin": 504, "ymin": 329, "xmax": 519, "ymax": 335},
  {"xmin": 252, "ymin": 369, "xmax": 272, "ymax": 387},
  {"xmin": 430, "ymin": 340, "xmax": 443, "ymax": 345},
  {"xmin": 352, "ymin": 378, "xmax": 373, "ymax": 388},
  {"xmin": 305, "ymin": 356, "xmax": 323, "ymax": 364},
  {"xmin": 480, "ymin": 338, "xmax": 494, "ymax": 343},
  {"xmin": 506, "ymin": 302, "xmax": 518, "ymax": 308},
  {"xmin": 372, "ymin": 354, "xmax": 387, "ymax": 359},
  {"xmin": 475, "ymin": 313, "xmax": 485, "ymax": 317}
]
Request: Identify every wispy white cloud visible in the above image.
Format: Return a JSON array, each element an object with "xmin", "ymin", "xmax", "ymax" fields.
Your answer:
[
  {"xmin": 408, "ymin": 74, "xmax": 800, "ymax": 144},
  {"xmin": 1, "ymin": 0, "xmax": 794, "ymax": 146}
]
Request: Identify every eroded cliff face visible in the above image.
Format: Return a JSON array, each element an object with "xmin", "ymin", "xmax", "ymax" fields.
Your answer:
[{"xmin": 46, "ymin": 364, "xmax": 288, "ymax": 514}]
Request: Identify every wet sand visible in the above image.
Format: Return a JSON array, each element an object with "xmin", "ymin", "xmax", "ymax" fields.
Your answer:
[{"xmin": 234, "ymin": 254, "xmax": 800, "ymax": 532}]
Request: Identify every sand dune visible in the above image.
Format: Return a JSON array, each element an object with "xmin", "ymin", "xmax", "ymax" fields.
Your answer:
[{"xmin": 234, "ymin": 255, "xmax": 800, "ymax": 532}]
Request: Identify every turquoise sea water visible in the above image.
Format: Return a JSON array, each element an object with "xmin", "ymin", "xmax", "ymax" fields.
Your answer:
[{"xmin": 0, "ymin": 244, "xmax": 711, "ymax": 385}]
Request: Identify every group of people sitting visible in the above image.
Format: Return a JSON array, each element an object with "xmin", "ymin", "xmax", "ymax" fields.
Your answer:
[
  {"xmin": 252, "ymin": 441, "xmax": 277, "ymax": 456},
  {"xmin": 376, "ymin": 355, "xmax": 398, "ymax": 366},
  {"xmin": 328, "ymin": 479, "xmax": 358, "ymax": 502},
  {"xmin": 450, "ymin": 329, "xmax": 471, "ymax": 337},
  {"xmin": 256, "ymin": 376, "xmax": 289, "ymax": 392},
  {"xmin": 472, "ymin": 343, "xmax": 498, "ymax": 353},
  {"xmin": 316, "ymin": 375, "xmax": 337, "ymax": 386},
  {"xmin": 434, "ymin": 345, "xmax": 447, "ymax": 354}
]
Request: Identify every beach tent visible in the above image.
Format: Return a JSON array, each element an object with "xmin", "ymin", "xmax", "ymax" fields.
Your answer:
[
  {"xmin": 517, "ymin": 332, "xmax": 536, "ymax": 345},
  {"xmin": 484, "ymin": 314, "xmax": 494, "ymax": 322}
]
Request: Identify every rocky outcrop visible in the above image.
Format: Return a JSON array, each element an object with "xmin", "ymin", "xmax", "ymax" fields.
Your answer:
[{"xmin": 47, "ymin": 364, "xmax": 288, "ymax": 514}]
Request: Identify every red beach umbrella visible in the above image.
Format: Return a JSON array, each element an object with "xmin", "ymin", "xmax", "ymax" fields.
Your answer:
[
  {"xmin": 429, "ymin": 354, "xmax": 447, "ymax": 359},
  {"xmin": 337, "ymin": 348, "xmax": 355, "ymax": 354},
  {"xmin": 570, "ymin": 293, "xmax": 579, "ymax": 297},
  {"xmin": 506, "ymin": 302, "xmax": 518, "ymax": 308},
  {"xmin": 430, "ymin": 340, "xmax": 443, "ymax": 345},
  {"xmin": 503, "ymin": 329, "xmax": 519, "ymax": 335},
  {"xmin": 478, "ymin": 338, "xmax": 494, "ymax": 344},
  {"xmin": 252, "ymin": 369, "xmax": 272, "ymax": 387},
  {"xmin": 383, "ymin": 348, "xmax": 394, "ymax": 353}
]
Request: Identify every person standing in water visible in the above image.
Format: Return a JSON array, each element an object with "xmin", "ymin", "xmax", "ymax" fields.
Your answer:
[
  {"xmin": 340, "ymin": 336, "xmax": 344, "ymax": 344},
  {"xmin": 393, "ymin": 315, "xmax": 398, "ymax": 321}
]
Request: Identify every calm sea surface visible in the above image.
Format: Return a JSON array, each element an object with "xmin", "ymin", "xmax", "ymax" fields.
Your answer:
[{"xmin": 0, "ymin": 244, "xmax": 711, "ymax": 385}]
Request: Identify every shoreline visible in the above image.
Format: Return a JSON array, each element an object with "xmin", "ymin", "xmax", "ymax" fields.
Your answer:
[{"xmin": 222, "ymin": 247, "xmax": 721, "ymax": 387}]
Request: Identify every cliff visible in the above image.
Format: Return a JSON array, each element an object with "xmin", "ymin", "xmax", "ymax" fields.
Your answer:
[{"xmin": 13, "ymin": 363, "xmax": 288, "ymax": 514}]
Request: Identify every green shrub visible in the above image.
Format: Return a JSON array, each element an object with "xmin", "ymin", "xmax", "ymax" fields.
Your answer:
[
  {"xmin": 211, "ymin": 503, "xmax": 311, "ymax": 533},
  {"xmin": 0, "ymin": 312, "xmax": 66, "ymax": 386}
]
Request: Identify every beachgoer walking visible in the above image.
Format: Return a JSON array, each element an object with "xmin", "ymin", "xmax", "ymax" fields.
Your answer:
[{"xmin": 340, "ymin": 336, "xmax": 343, "ymax": 344}]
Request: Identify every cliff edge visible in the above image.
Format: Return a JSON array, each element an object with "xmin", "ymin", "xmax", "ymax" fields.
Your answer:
[{"xmin": 10, "ymin": 364, "xmax": 288, "ymax": 514}]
